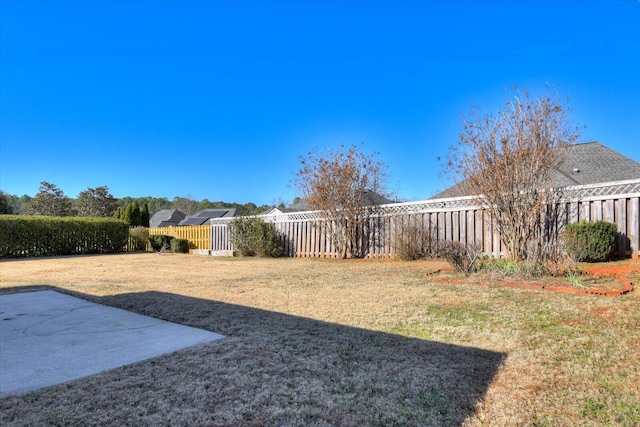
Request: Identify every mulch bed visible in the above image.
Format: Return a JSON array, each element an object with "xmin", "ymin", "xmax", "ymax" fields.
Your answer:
[{"xmin": 426, "ymin": 263, "xmax": 637, "ymax": 296}]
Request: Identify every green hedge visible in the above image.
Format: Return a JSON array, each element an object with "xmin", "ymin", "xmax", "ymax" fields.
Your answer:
[
  {"xmin": 562, "ymin": 220, "xmax": 618, "ymax": 262},
  {"xmin": 170, "ymin": 238, "xmax": 190, "ymax": 253},
  {"xmin": 0, "ymin": 215, "xmax": 129, "ymax": 258},
  {"xmin": 229, "ymin": 216, "xmax": 283, "ymax": 257},
  {"xmin": 149, "ymin": 234, "xmax": 174, "ymax": 251}
]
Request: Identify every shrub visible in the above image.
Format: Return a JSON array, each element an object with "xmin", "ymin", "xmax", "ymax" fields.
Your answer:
[
  {"xmin": 149, "ymin": 234, "xmax": 174, "ymax": 251},
  {"xmin": 229, "ymin": 217, "xmax": 283, "ymax": 257},
  {"xmin": 476, "ymin": 258, "xmax": 521, "ymax": 276},
  {"xmin": 438, "ymin": 241, "xmax": 482, "ymax": 275},
  {"xmin": 562, "ymin": 221, "xmax": 617, "ymax": 262},
  {"xmin": 170, "ymin": 238, "xmax": 190, "ymax": 253},
  {"xmin": 129, "ymin": 226, "xmax": 149, "ymax": 251},
  {"xmin": 491, "ymin": 259, "xmax": 520, "ymax": 275},
  {"xmin": 0, "ymin": 215, "xmax": 129, "ymax": 258},
  {"xmin": 392, "ymin": 216, "xmax": 434, "ymax": 261}
]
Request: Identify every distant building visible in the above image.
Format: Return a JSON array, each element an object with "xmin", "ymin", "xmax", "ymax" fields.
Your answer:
[
  {"xmin": 150, "ymin": 208, "xmax": 238, "ymax": 227},
  {"xmin": 430, "ymin": 141, "xmax": 640, "ymax": 199},
  {"xmin": 179, "ymin": 209, "xmax": 237, "ymax": 225},
  {"xmin": 262, "ymin": 191, "xmax": 394, "ymax": 216},
  {"xmin": 149, "ymin": 209, "xmax": 187, "ymax": 228}
]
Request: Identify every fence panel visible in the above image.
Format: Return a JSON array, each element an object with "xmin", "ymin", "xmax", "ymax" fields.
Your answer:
[
  {"xmin": 211, "ymin": 224, "xmax": 233, "ymax": 251},
  {"xmin": 200, "ymin": 179, "xmax": 640, "ymax": 259},
  {"xmin": 149, "ymin": 225, "xmax": 210, "ymax": 250}
]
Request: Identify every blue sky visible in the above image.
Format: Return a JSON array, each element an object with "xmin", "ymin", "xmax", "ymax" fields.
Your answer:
[{"xmin": 1, "ymin": 0, "xmax": 639, "ymax": 205}]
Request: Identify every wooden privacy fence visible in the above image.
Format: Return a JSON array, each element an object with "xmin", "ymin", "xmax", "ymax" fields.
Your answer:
[
  {"xmin": 149, "ymin": 225, "xmax": 211, "ymax": 250},
  {"xmin": 154, "ymin": 179, "xmax": 640, "ymax": 259}
]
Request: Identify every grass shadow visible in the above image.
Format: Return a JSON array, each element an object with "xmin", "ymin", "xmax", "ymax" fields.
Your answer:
[{"xmin": 1, "ymin": 285, "xmax": 506, "ymax": 426}]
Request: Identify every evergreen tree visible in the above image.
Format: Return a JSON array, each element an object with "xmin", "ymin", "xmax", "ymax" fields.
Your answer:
[
  {"xmin": 121, "ymin": 204, "xmax": 133, "ymax": 225},
  {"xmin": 0, "ymin": 190, "xmax": 13, "ymax": 214},
  {"xmin": 130, "ymin": 201, "xmax": 141, "ymax": 226},
  {"xmin": 25, "ymin": 182, "xmax": 75, "ymax": 216},
  {"xmin": 141, "ymin": 203, "xmax": 150, "ymax": 227},
  {"xmin": 76, "ymin": 186, "xmax": 118, "ymax": 217},
  {"xmin": 11, "ymin": 195, "xmax": 32, "ymax": 214},
  {"xmin": 113, "ymin": 200, "xmax": 149, "ymax": 226}
]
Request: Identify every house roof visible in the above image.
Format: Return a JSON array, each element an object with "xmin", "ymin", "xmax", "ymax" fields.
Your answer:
[
  {"xmin": 430, "ymin": 142, "xmax": 640, "ymax": 199},
  {"xmin": 149, "ymin": 209, "xmax": 187, "ymax": 228},
  {"xmin": 554, "ymin": 142, "xmax": 640, "ymax": 186},
  {"xmin": 260, "ymin": 207, "xmax": 285, "ymax": 216},
  {"xmin": 282, "ymin": 199, "xmax": 312, "ymax": 212},
  {"xmin": 178, "ymin": 208, "xmax": 237, "ymax": 226},
  {"xmin": 283, "ymin": 190, "xmax": 394, "ymax": 212}
]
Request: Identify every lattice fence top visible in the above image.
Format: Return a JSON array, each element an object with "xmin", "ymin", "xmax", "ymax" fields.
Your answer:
[
  {"xmin": 563, "ymin": 179, "xmax": 640, "ymax": 201},
  {"xmin": 209, "ymin": 179, "xmax": 640, "ymax": 225}
]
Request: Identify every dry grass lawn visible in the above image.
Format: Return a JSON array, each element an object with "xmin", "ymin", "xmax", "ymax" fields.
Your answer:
[{"xmin": 1, "ymin": 253, "xmax": 639, "ymax": 426}]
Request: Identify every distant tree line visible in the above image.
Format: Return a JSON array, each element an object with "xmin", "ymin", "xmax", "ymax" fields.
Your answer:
[
  {"xmin": 115, "ymin": 196, "xmax": 273, "ymax": 216},
  {"xmin": 0, "ymin": 182, "xmax": 275, "ymax": 222}
]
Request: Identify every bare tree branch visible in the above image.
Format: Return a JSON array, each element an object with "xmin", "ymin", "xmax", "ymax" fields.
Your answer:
[
  {"xmin": 447, "ymin": 86, "xmax": 580, "ymax": 261},
  {"xmin": 295, "ymin": 144, "xmax": 389, "ymax": 258}
]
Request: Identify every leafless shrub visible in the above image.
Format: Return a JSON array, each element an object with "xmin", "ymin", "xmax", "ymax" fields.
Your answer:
[
  {"xmin": 446, "ymin": 85, "xmax": 580, "ymax": 262},
  {"xmin": 295, "ymin": 143, "xmax": 389, "ymax": 258},
  {"xmin": 392, "ymin": 216, "xmax": 434, "ymax": 261},
  {"xmin": 439, "ymin": 241, "xmax": 483, "ymax": 275},
  {"xmin": 516, "ymin": 195, "xmax": 572, "ymax": 276}
]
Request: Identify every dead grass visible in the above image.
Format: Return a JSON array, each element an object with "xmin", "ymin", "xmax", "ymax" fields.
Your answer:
[{"xmin": 1, "ymin": 254, "xmax": 639, "ymax": 426}]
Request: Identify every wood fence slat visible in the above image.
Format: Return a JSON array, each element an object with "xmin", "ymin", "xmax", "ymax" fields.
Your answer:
[
  {"xmin": 452, "ymin": 211, "xmax": 459, "ymax": 243},
  {"xmin": 460, "ymin": 211, "xmax": 465, "ymax": 243},
  {"xmin": 569, "ymin": 201, "xmax": 579, "ymax": 224},
  {"xmin": 631, "ymin": 197, "xmax": 639, "ymax": 258},
  {"xmin": 593, "ymin": 200, "xmax": 603, "ymax": 221},
  {"xmin": 474, "ymin": 209, "xmax": 483, "ymax": 249},
  {"xmin": 484, "ymin": 210, "xmax": 492, "ymax": 255},
  {"xmin": 604, "ymin": 199, "xmax": 615, "ymax": 223},
  {"xmin": 581, "ymin": 201, "xmax": 590, "ymax": 222},
  {"xmin": 617, "ymin": 198, "xmax": 627, "ymax": 256}
]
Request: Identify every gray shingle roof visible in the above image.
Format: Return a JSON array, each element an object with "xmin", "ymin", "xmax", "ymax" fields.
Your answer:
[
  {"xmin": 149, "ymin": 209, "xmax": 187, "ymax": 228},
  {"xmin": 284, "ymin": 191, "xmax": 394, "ymax": 212},
  {"xmin": 554, "ymin": 142, "xmax": 640, "ymax": 186},
  {"xmin": 178, "ymin": 208, "xmax": 237, "ymax": 226},
  {"xmin": 430, "ymin": 142, "xmax": 640, "ymax": 199}
]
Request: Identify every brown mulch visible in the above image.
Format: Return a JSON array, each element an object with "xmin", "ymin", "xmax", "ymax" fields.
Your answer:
[{"xmin": 429, "ymin": 261, "xmax": 637, "ymax": 296}]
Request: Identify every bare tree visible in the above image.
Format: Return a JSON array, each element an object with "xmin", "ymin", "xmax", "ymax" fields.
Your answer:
[
  {"xmin": 446, "ymin": 86, "xmax": 580, "ymax": 261},
  {"xmin": 171, "ymin": 196, "xmax": 200, "ymax": 215},
  {"xmin": 295, "ymin": 144, "xmax": 388, "ymax": 259}
]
